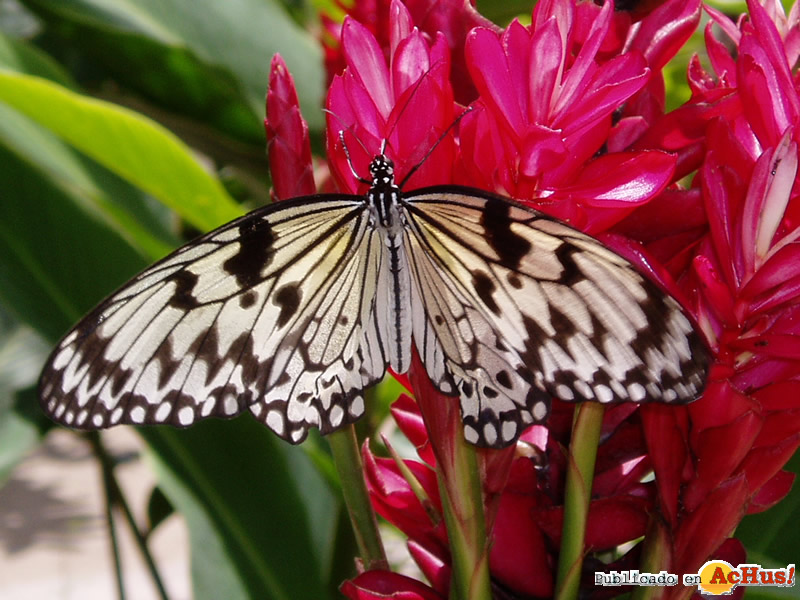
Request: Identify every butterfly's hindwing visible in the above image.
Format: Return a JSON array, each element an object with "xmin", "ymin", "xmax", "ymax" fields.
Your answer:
[
  {"xmin": 39, "ymin": 197, "xmax": 389, "ymax": 443},
  {"xmin": 249, "ymin": 207, "xmax": 388, "ymax": 442},
  {"xmin": 402, "ymin": 189, "xmax": 708, "ymax": 447}
]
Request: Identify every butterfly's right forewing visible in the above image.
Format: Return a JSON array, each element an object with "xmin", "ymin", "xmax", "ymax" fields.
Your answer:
[{"xmin": 39, "ymin": 197, "xmax": 388, "ymax": 444}]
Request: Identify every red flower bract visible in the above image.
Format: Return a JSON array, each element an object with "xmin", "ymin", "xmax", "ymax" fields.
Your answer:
[
  {"xmin": 263, "ymin": 0, "xmax": 800, "ymax": 598},
  {"xmin": 457, "ymin": 0, "xmax": 688, "ymax": 233},
  {"xmin": 265, "ymin": 54, "xmax": 315, "ymax": 200},
  {"xmin": 325, "ymin": 2, "xmax": 458, "ymax": 194}
]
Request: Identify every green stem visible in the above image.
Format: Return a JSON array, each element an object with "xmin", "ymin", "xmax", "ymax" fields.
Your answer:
[
  {"xmin": 437, "ymin": 437, "xmax": 492, "ymax": 600},
  {"xmin": 554, "ymin": 402, "xmax": 605, "ymax": 600},
  {"xmin": 93, "ymin": 434, "xmax": 126, "ymax": 600},
  {"xmin": 328, "ymin": 425, "xmax": 388, "ymax": 570},
  {"xmin": 383, "ymin": 434, "xmax": 441, "ymax": 526},
  {"xmin": 631, "ymin": 518, "xmax": 671, "ymax": 600},
  {"xmin": 87, "ymin": 432, "xmax": 170, "ymax": 600}
]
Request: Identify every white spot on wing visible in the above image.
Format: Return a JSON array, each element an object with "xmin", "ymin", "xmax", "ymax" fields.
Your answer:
[
  {"xmin": 155, "ymin": 403, "xmax": 172, "ymax": 422},
  {"xmin": 533, "ymin": 401, "xmax": 547, "ymax": 420},
  {"xmin": 130, "ymin": 406, "xmax": 145, "ymax": 423},
  {"xmin": 575, "ymin": 380, "xmax": 594, "ymax": 399},
  {"xmin": 330, "ymin": 405, "xmax": 344, "ymax": 427},
  {"xmin": 482, "ymin": 423, "xmax": 497, "ymax": 446},
  {"xmin": 556, "ymin": 384, "xmax": 574, "ymax": 401},
  {"xmin": 201, "ymin": 397, "xmax": 216, "ymax": 417},
  {"xmin": 463, "ymin": 425, "xmax": 479, "ymax": 444},
  {"xmin": 595, "ymin": 384, "xmax": 613, "ymax": 403},
  {"xmin": 52, "ymin": 346, "xmax": 76, "ymax": 370},
  {"xmin": 501, "ymin": 421, "xmax": 517, "ymax": 442},
  {"xmin": 266, "ymin": 411, "xmax": 285, "ymax": 435},
  {"xmin": 349, "ymin": 395, "xmax": 364, "ymax": 417},
  {"xmin": 178, "ymin": 406, "xmax": 194, "ymax": 426},
  {"xmin": 628, "ymin": 383, "xmax": 646, "ymax": 401}
]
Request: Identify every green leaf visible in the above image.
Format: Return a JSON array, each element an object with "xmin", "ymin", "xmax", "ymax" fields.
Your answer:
[
  {"xmin": 0, "ymin": 140, "xmax": 148, "ymax": 337},
  {"xmin": 145, "ymin": 485, "xmax": 175, "ymax": 535},
  {"xmin": 0, "ymin": 310, "xmax": 47, "ymax": 483},
  {"xmin": 143, "ymin": 420, "xmax": 337, "ymax": 600},
  {"xmin": 0, "ymin": 68, "xmax": 243, "ymax": 233},
  {"xmin": 475, "ymin": 0, "xmax": 532, "ymax": 25},
  {"xmin": 0, "ymin": 30, "xmax": 75, "ymax": 86},
  {"xmin": 21, "ymin": 0, "xmax": 324, "ymax": 136},
  {"xmin": 0, "ymin": 407, "xmax": 40, "ymax": 484},
  {"xmin": 0, "ymin": 96, "xmax": 178, "ymax": 253}
]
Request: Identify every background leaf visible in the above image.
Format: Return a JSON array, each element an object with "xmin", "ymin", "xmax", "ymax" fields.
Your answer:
[
  {"xmin": 0, "ymin": 6, "xmax": 345, "ymax": 596},
  {"xmin": 736, "ymin": 452, "xmax": 800, "ymax": 600},
  {"xmin": 142, "ymin": 419, "xmax": 339, "ymax": 600},
  {"xmin": 19, "ymin": 0, "xmax": 325, "ymax": 139},
  {"xmin": 0, "ymin": 68, "xmax": 243, "ymax": 231}
]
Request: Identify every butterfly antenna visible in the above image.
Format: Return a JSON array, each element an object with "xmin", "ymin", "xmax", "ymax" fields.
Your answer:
[
  {"xmin": 340, "ymin": 130, "xmax": 372, "ymax": 185},
  {"xmin": 380, "ymin": 60, "xmax": 445, "ymax": 160},
  {"xmin": 324, "ymin": 108, "xmax": 372, "ymax": 184},
  {"xmin": 398, "ymin": 105, "xmax": 475, "ymax": 189}
]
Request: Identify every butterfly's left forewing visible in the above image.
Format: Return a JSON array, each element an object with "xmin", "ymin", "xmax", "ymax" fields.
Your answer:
[
  {"xmin": 39, "ymin": 197, "xmax": 388, "ymax": 443},
  {"xmin": 402, "ymin": 189, "xmax": 709, "ymax": 448}
]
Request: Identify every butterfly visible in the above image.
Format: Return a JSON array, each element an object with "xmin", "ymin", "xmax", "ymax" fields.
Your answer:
[{"xmin": 38, "ymin": 153, "xmax": 709, "ymax": 448}]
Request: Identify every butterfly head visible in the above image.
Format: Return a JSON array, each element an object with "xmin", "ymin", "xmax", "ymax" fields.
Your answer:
[
  {"xmin": 369, "ymin": 155, "xmax": 395, "ymax": 187},
  {"xmin": 366, "ymin": 154, "xmax": 404, "ymax": 230}
]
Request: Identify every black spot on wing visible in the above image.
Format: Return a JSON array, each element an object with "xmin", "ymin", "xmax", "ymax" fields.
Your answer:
[
  {"xmin": 156, "ymin": 336, "xmax": 182, "ymax": 388},
  {"xmin": 472, "ymin": 270, "xmax": 500, "ymax": 315},
  {"xmin": 239, "ymin": 290, "xmax": 257, "ymax": 308},
  {"xmin": 111, "ymin": 366, "xmax": 135, "ymax": 397},
  {"xmin": 223, "ymin": 219, "xmax": 274, "ymax": 288},
  {"xmin": 628, "ymin": 289, "xmax": 686, "ymax": 365},
  {"xmin": 496, "ymin": 370, "xmax": 512, "ymax": 389},
  {"xmin": 628, "ymin": 288, "xmax": 710, "ymax": 400},
  {"xmin": 169, "ymin": 270, "xmax": 200, "ymax": 309},
  {"xmin": 553, "ymin": 243, "xmax": 583, "ymax": 285},
  {"xmin": 550, "ymin": 304, "xmax": 578, "ymax": 338},
  {"xmin": 274, "ymin": 283, "xmax": 302, "ymax": 328},
  {"xmin": 481, "ymin": 197, "xmax": 532, "ymax": 269}
]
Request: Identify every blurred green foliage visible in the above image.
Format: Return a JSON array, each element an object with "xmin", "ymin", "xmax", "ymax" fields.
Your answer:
[{"xmin": 0, "ymin": 1, "xmax": 797, "ymax": 599}]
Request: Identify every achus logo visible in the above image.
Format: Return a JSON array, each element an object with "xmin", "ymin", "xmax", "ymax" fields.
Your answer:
[{"xmin": 696, "ymin": 561, "xmax": 795, "ymax": 595}]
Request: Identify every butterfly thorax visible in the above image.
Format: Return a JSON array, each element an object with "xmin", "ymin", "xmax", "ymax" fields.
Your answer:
[{"xmin": 367, "ymin": 155, "xmax": 403, "ymax": 232}]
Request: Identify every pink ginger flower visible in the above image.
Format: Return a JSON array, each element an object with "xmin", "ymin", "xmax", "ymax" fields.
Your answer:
[
  {"xmin": 265, "ymin": 0, "xmax": 800, "ymax": 598},
  {"xmin": 457, "ymin": 0, "xmax": 701, "ymax": 233},
  {"xmin": 265, "ymin": 55, "xmax": 315, "ymax": 200},
  {"xmin": 320, "ymin": 0, "xmax": 495, "ymax": 104},
  {"xmin": 630, "ymin": 3, "xmax": 800, "ymax": 597}
]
